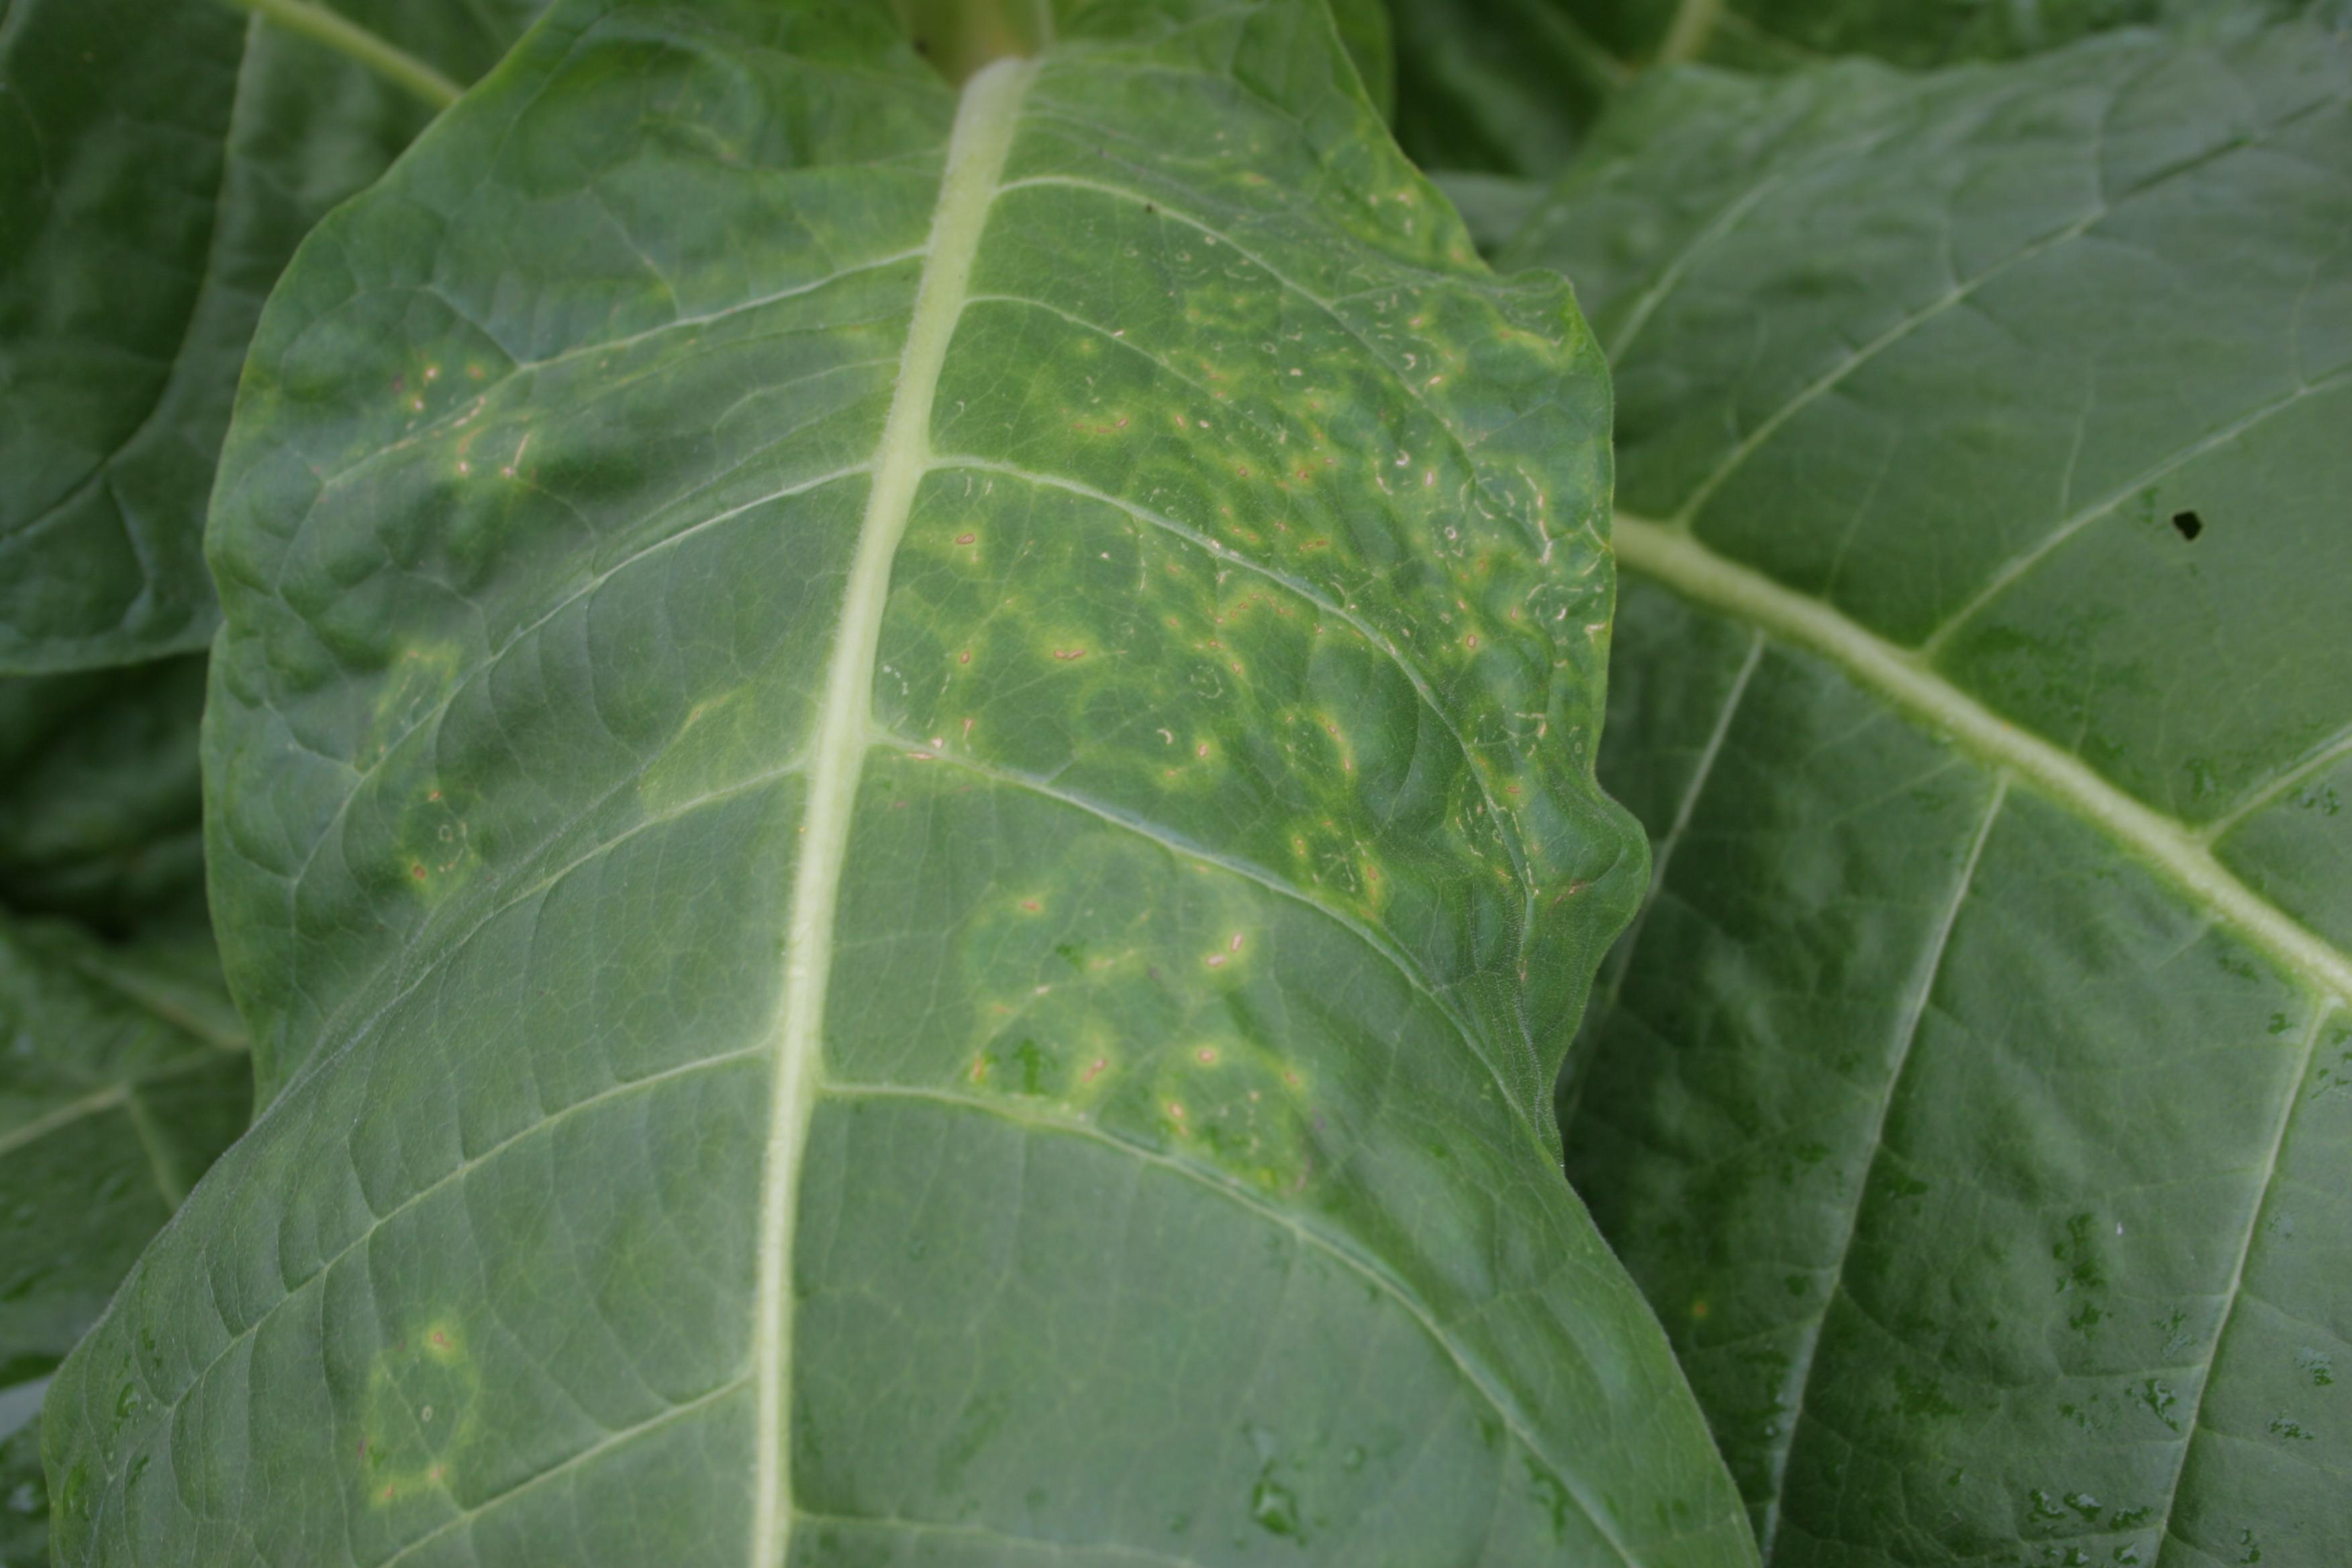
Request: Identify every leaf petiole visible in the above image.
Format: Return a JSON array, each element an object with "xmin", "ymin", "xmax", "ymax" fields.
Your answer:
[{"xmin": 219, "ymin": 0, "xmax": 462, "ymax": 109}]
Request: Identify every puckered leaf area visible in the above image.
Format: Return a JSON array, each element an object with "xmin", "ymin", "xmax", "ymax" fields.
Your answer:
[{"xmin": 45, "ymin": 3, "xmax": 1752, "ymax": 1565}]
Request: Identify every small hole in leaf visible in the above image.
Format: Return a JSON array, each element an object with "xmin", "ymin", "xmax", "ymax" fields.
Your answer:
[{"xmin": 2171, "ymin": 509, "xmax": 2204, "ymax": 541}]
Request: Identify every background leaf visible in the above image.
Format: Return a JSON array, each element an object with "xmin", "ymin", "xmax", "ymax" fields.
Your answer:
[
  {"xmin": 1649, "ymin": 0, "xmax": 2333, "ymax": 71},
  {"xmin": 48, "ymin": 1, "xmax": 1753, "ymax": 1563},
  {"xmin": 0, "ymin": 652, "xmax": 248, "ymax": 1565},
  {"xmin": 1324, "ymin": 0, "xmax": 1400, "ymax": 117},
  {"xmin": 1507, "ymin": 20, "xmax": 2352, "ymax": 1564},
  {"xmin": 0, "ymin": 0, "xmax": 549, "ymax": 672},
  {"xmin": 0, "ymin": 661, "xmax": 210, "ymax": 936},
  {"xmin": 0, "ymin": 913, "xmax": 249, "ymax": 1568},
  {"xmin": 1386, "ymin": 0, "xmax": 1629, "ymax": 177},
  {"xmin": 1383, "ymin": 0, "xmax": 2339, "ymax": 175}
]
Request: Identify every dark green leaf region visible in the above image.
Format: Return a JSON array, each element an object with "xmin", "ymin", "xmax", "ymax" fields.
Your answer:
[
  {"xmin": 1520, "ymin": 20, "xmax": 2352, "ymax": 1567},
  {"xmin": 1, "ymin": 914, "xmax": 250, "ymax": 1568},
  {"xmin": 0, "ymin": 0, "xmax": 546, "ymax": 671}
]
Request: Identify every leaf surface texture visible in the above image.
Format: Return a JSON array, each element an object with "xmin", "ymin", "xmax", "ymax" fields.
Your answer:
[
  {"xmin": 0, "ymin": 661, "xmax": 211, "ymax": 934},
  {"xmin": 1513, "ymin": 24, "xmax": 2352, "ymax": 1565},
  {"xmin": 0, "ymin": 912, "xmax": 249, "ymax": 1567},
  {"xmin": 1380, "ymin": 0, "xmax": 2332, "ymax": 175},
  {"xmin": 0, "ymin": 0, "xmax": 548, "ymax": 671},
  {"xmin": 48, "ymin": 3, "xmax": 1752, "ymax": 1563}
]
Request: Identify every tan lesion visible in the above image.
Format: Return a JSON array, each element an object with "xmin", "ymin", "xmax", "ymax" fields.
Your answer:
[
  {"xmin": 355, "ymin": 1320, "xmax": 481, "ymax": 1510},
  {"xmin": 358, "ymin": 642, "xmax": 464, "ymax": 773},
  {"xmin": 1149, "ymin": 1034, "xmax": 1316, "ymax": 1195},
  {"xmin": 952, "ymin": 860, "xmax": 1319, "ymax": 1193},
  {"xmin": 393, "ymin": 782, "xmax": 479, "ymax": 901}
]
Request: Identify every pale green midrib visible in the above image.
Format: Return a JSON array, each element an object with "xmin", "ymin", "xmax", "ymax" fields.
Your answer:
[
  {"xmin": 219, "ymin": 0, "xmax": 462, "ymax": 107},
  {"xmin": 746, "ymin": 57, "xmax": 1036, "ymax": 1568},
  {"xmin": 1612, "ymin": 515, "xmax": 2352, "ymax": 1006}
]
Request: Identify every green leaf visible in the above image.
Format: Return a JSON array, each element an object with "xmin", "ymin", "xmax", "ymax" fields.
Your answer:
[
  {"xmin": 1656, "ymin": 0, "xmax": 2329, "ymax": 73},
  {"xmin": 0, "ymin": 0, "xmax": 549, "ymax": 673},
  {"xmin": 1324, "ymin": 0, "xmax": 1400, "ymax": 118},
  {"xmin": 1508, "ymin": 23, "xmax": 2352, "ymax": 1564},
  {"xmin": 1387, "ymin": 0, "xmax": 1631, "ymax": 175},
  {"xmin": 0, "ymin": 659, "xmax": 210, "ymax": 935},
  {"xmin": 0, "ymin": 913, "xmax": 250, "ymax": 1567},
  {"xmin": 47, "ymin": 1, "xmax": 1753, "ymax": 1562},
  {"xmin": 1382, "ymin": 0, "xmax": 2334, "ymax": 175},
  {"xmin": 2, "ymin": 1376, "xmax": 48, "ymax": 1567},
  {"xmin": 1430, "ymin": 171, "xmax": 1550, "ymax": 258},
  {"xmin": 0, "ymin": 653, "xmax": 242, "ymax": 1561}
]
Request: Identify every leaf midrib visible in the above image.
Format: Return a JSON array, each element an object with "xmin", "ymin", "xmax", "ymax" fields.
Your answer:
[
  {"xmin": 1612, "ymin": 513, "xmax": 2345, "ymax": 1552},
  {"xmin": 744, "ymin": 55, "xmax": 1037, "ymax": 1568},
  {"xmin": 1612, "ymin": 514, "xmax": 2352, "ymax": 1006}
]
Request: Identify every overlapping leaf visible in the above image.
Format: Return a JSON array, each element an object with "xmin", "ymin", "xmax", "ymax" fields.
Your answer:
[
  {"xmin": 0, "ymin": 914, "xmax": 249, "ymax": 1568},
  {"xmin": 46, "ymin": 1, "xmax": 1752, "ymax": 1563},
  {"xmin": 0, "ymin": 654, "xmax": 249, "ymax": 1565},
  {"xmin": 0, "ymin": 0, "xmax": 547, "ymax": 671},
  {"xmin": 1504, "ymin": 22, "xmax": 2352, "ymax": 1564},
  {"xmin": 1383, "ymin": 0, "xmax": 2329, "ymax": 176},
  {"xmin": 0, "ymin": 661, "xmax": 210, "ymax": 935}
]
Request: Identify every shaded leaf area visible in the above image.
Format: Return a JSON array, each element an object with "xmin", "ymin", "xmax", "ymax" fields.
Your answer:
[
  {"xmin": 0, "ymin": 660, "xmax": 211, "ymax": 936},
  {"xmin": 48, "ymin": 2, "xmax": 1749, "ymax": 1565},
  {"xmin": 1430, "ymin": 169, "xmax": 1553, "ymax": 256},
  {"xmin": 898, "ymin": 0, "xmax": 1394, "ymax": 109},
  {"xmin": 1383, "ymin": 0, "xmax": 2333, "ymax": 175},
  {"xmin": 0, "ymin": 604, "xmax": 242, "ymax": 1561},
  {"xmin": 1506, "ymin": 23, "xmax": 2352, "ymax": 1566},
  {"xmin": 0, "ymin": 658, "xmax": 248, "ymax": 1562},
  {"xmin": 1, "ymin": 1378, "xmax": 47, "ymax": 1568},
  {"xmin": 1324, "ymin": 0, "xmax": 1400, "ymax": 116},
  {"xmin": 0, "ymin": 0, "xmax": 548, "ymax": 673},
  {"xmin": 0, "ymin": 913, "xmax": 250, "ymax": 1568},
  {"xmin": 1387, "ymin": 0, "xmax": 1630, "ymax": 177},
  {"xmin": 1610, "ymin": 0, "xmax": 2322, "ymax": 71}
]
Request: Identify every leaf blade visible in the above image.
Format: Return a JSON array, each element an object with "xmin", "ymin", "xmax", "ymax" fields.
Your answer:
[
  {"xmin": 0, "ymin": 0, "xmax": 549, "ymax": 672},
  {"xmin": 1522, "ymin": 21, "xmax": 2352, "ymax": 1563},
  {"xmin": 48, "ymin": 3, "xmax": 1753, "ymax": 1562},
  {"xmin": 0, "ymin": 912, "xmax": 249, "ymax": 1567}
]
